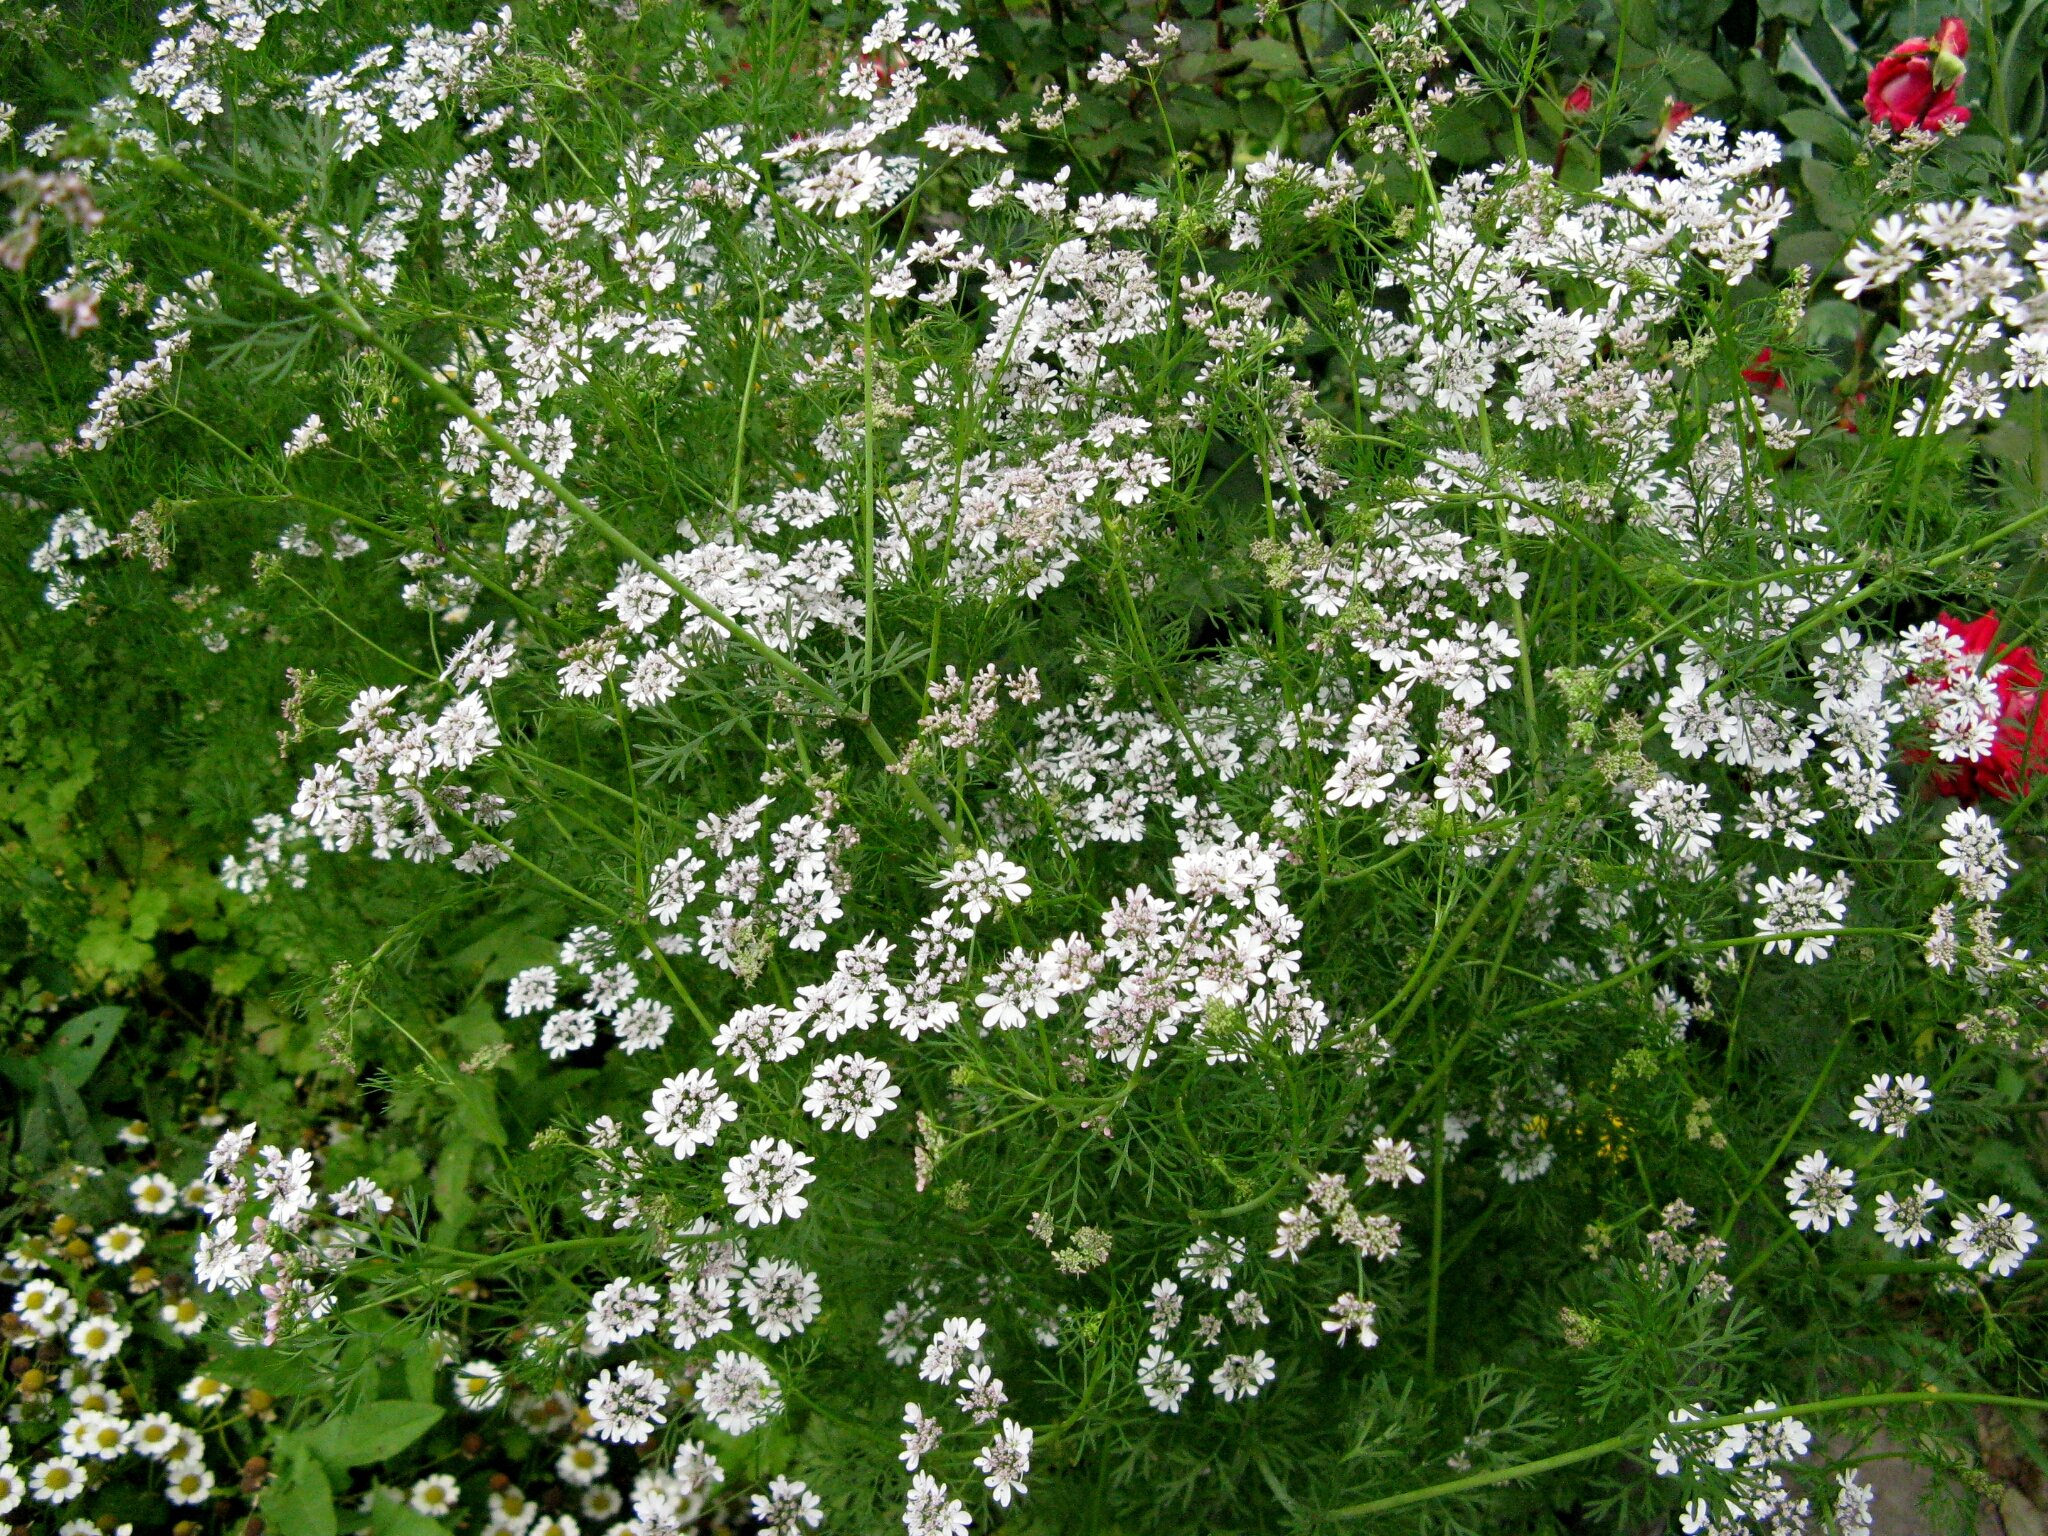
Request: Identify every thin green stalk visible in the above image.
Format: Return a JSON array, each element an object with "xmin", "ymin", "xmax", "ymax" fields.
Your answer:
[{"xmin": 1715, "ymin": 1025, "xmax": 1850, "ymax": 1241}]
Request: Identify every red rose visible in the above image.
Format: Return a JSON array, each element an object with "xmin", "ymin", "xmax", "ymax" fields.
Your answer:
[
  {"xmin": 1864, "ymin": 19, "xmax": 1971, "ymax": 132},
  {"xmin": 1563, "ymin": 83, "xmax": 1593, "ymax": 116},
  {"xmin": 1908, "ymin": 611, "xmax": 2048, "ymax": 801},
  {"xmin": 1741, "ymin": 348, "xmax": 1784, "ymax": 390}
]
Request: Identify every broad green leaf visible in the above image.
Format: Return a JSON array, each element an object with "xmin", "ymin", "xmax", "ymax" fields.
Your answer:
[
  {"xmin": 210, "ymin": 1343, "xmax": 332, "ymax": 1397},
  {"xmin": 1230, "ymin": 38, "xmax": 1299, "ymax": 74},
  {"xmin": 1777, "ymin": 35, "xmax": 1852, "ymax": 117},
  {"xmin": 432, "ymin": 1136, "xmax": 482, "ymax": 1232},
  {"xmin": 264, "ymin": 1438, "xmax": 339, "ymax": 1536},
  {"xmin": 210, "ymin": 949, "xmax": 264, "ymax": 995},
  {"xmin": 1664, "ymin": 47, "xmax": 1735, "ymax": 101},
  {"xmin": 306, "ymin": 1401, "xmax": 444, "ymax": 1471},
  {"xmin": 39, "ymin": 1005, "xmax": 127, "ymax": 1088},
  {"xmin": 404, "ymin": 1343, "xmax": 439, "ymax": 1405},
  {"xmin": 371, "ymin": 1496, "xmax": 450, "ymax": 1536},
  {"xmin": 1779, "ymin": 107, "xmax": 1857, "ymax": 158}
]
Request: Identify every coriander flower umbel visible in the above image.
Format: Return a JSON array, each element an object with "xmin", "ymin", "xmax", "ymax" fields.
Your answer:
[
  {"xmin": 974, "ymin": 1418, "xmax": 1033, "ymax": 1506},
  {"xmin": 1136, "ymin": 1344, "xmax": 1193, "ymax": 1412},
  {"xmin": 722, "ymin": 1136, "xmax": 817, "ymax": 1227},
  {"xmin": 904, "ymin": 1472, "xmax": 972, "ymax": 1536},
  {"xmin": 750, "ymin": 1475, "xmax": 824, "ymax": 1536},
  {"xmin": 933, "ymin": 848, "xmax": 1031, "ymax": 923},
  {"xmin": 790, "ymin": 150, "xmax": 890, "ymax": 219},
  {"xmin": 1177, "ymin": 1232, "xmax": 1245, "ymax": 1290},
  {"xmin": 583, "ymin": 1361, "xmax": 671, "ymax": 1443},
  {"xmin": 585, "ymin": 1277, "xmax": 661, "ymax": 1350},
  {"xmin": 1752, "ymin": 866, "xmax": 1852, "ymax": 963},
  {"xmin": 1324, "ymin": 1292, "xmax": 1379, "ymax": 1347},
  {"xmin": 738, "ymin": 1257, "xmax": 822, "ymax": 1342},
  {"xmin": 644, "ymin": 1067, "xmax": 739, "ymax": 1158},
  {"xmin": 900, "ymin": 1402, "xmax": 943, "ymax": 1470},
  {"xmin": 1208, "ymin": 1350, "xmax": 1277, "ymax": 1402},
  {"xmin": 695, "ymin": 1350, "xmax": 783, "ymax": 1436},
  {"xmin": 1848, "ymin": 1073, "xmax": 1932, "ymax": 1137},
  {"xmin": 1835, "ymin": 1470, "xmax": 1877, "ymax": 1536},
  {"xmin": 1905, "ymin": 612, "xmax": 2048, "ymax": 802},
  {"xmin": 1875, "ymin": 1179, "xmax": 1944, "ymax": 1248},
  {"xmin": 1361, "ymin": 1135, "xmax": 1426, "ymax": 1186},
  {"xmin": 1784, "ymin": 1149, "xmax": 1858, "ymax": 1232},
  {"xmin": 801, "ymin": 1052, "xmax": 900, "ymax": 1137},
  {"xmin": 919, "ymin": 1315, "xmax": 987, "ymax": 1383},
  {"xmin": 1946, "ymin": 1195, "xmax": 2039, "ymax": 1277},
  {"xmin": 1936, "ymin": 804, "xmax": 2017, "ymax": 902},
  {"xmin": 1270, "ymin": 1205, "xmax": 1321, "ymax": 1261}
]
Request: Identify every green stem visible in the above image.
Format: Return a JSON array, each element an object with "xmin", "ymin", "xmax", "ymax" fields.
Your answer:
[{"xmin": 1329, "ymin": 1393, "xmax": 2048, "ymax": 1518}]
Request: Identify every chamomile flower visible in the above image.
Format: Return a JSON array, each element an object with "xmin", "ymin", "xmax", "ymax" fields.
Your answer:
[
  {"xmin": 452, "ymin": 1360, "xmax": 505, "ymax": 1410},
  {"xmin": 164, "ymin": 1459, "xmax": 216, "ymax": 1506},
  {"xmin": 29, "ymin": 1455, "xmax": 87, "ymax": 1505},
  {"xmin": 409, "ymin": 1474, "xmax": 460, "ymax": 1516}
]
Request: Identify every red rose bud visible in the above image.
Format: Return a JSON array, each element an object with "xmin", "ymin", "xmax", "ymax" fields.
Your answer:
[
  {"xmin": 1633, "ymin": 99, "xmax": 1695, "ymax": 168},
  {"xmin": 1563, "ymin": 83, "xmax": 1593, "ymax": 116},
  {"xmin": 1933, "ymin": 16, "xmax": 1969, "ymax": 66}
]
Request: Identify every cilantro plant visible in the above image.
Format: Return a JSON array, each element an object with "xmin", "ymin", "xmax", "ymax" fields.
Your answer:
[{"xmin": 3, "ymin": 0, "xmax": 2047, "ymax": 1533}]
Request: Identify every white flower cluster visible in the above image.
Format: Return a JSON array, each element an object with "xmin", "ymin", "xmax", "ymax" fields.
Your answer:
[
  {"xmin": 27, "ymin": 510, "xmax": 114, "ymax": 609},
  {"xmin": 20, "ymin": 0, "xmax": 2048, "ymax": 1522},
  {"xmin": 1784, "ymin": 1072, "xmax": 2037, "ymax": 1277},
  {"xmin": 1843, "ymin": 176, "xmax": 2048, "ymax": 435},
  {"xmin": 1650, "ymin": 1401, "xmax": 1820, "ymax": 1536},
  {"xmin": 240, "ymin": 642, "xmax": 519, "ymax": 885},
  {"xmin": 188, "ymin": 1121, "xmax": 396, "ymax": 1344},
  {"xmin": 75, "ymin": 330, "xmax": 189, "ymax": 451},
  {"xmin": 302, "ymin": 8, "xmax": 513, "ymax": 159}
]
